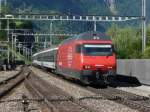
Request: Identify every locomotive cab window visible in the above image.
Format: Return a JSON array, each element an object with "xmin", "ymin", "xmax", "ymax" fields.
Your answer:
[{"xmin": 83, "ymin": 44, "xmax": 113, "ymax": 56}]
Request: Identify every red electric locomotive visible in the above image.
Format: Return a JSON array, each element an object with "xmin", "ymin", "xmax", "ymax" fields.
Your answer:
[
  {"xmin": 33, "ymin": 31, "xmax": 116, "ymax": 85},
  {"xmin": 56, "ymin": 31, "xmax": 116, "ymax": 84}
]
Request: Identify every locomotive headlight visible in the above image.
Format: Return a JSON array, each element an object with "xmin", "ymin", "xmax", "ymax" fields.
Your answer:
[
  {"xmin": 108, "ymin": 66, "xmax": 113, "ymax": 69},
  {"xmin": 84, "ymin": 66, "xmax": 87, "ymax": 69},
  {"xmin": 84, "ymin": 65, "xmax": 90, "ymax": 69},
  {"xmin": 83, "ymin": 65, "xmax": 95, "ymax": 70},
  {"xmin": 87, "ymin": 66, "xmax": 91, "ymax": 69}
]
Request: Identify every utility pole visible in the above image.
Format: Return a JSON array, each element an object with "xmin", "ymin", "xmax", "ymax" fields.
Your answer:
[
  {"xmin": 11, "ymin": 34, "xmax": 17, "ymax": 63},
  {"xmin": 94, "ymin": 21, "xmax": 97, "ymax": 31},
  {"xmin": 14, "ymin": 36, "xmax": 17, "ymax": 62},
  {"xmin": 28, "ymin": 48, "xmax": 30, "ymax": 61},
  {"xmin": 19, "ymin": 42, "xmax": 21, "ymax": 54},
  {"xmin": 26, "ymin": 47, "xmax": 30, "ymax": 61},
  {"xmin": 11, "ymin": 34, "xmax": 14, "ymax": 61},
  {"xmin": 31, "ymin": 46, "xmax": 32, "ymax": 57},
  {"xmin": 4, "ymin": 0, "xmax": 7, "ymax": 7},
  {"xmin": 44, "ymin": 38, "xmax": 47, "ymax": 49},
  {"xmin": 0, "ymin": 0, "xmax": 2, "ymax": 13},
  {"xmin": 50, "ymin": 21, "xmax": 53, "ymax": 46},
  {"xmin": 142, "ymin": 0, "xmax": 146, "ymax": 52},
  {"xmin": 0, "ymin": 0, "xmax": 2, "ymax": 30},
  {"xmin": 22, "ymin": 46, "xmax": 25, "ymax": 57},
  {"xmin": 7, "ymin": 19, "xmax": 9, "ymax": 65},
  {"xmin": 25, "ymin": 47, "xmax": 27, "ymax": 60},
  {"xmin": 4, "ymin": 0, "xmax": 7, "ymax": 14}
]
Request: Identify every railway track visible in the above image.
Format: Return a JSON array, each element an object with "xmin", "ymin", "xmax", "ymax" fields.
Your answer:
[
  {"xmin": 31, "ymin": 66, "xmax": 150, "ymax": 112},
  {"xmin": 0, "ymin": 66, "xmax": 30, "ymax": 99},
  {"xmin": 0, "ymin": 71, "xmax": 21, "ymax": 85},
  {"xmin": 87, "ymin": 86, "xmax": 150, "ymax": 112},
  {"xmin": 25, "ymin": 71, "xmax": 98, "ymax": 112}
]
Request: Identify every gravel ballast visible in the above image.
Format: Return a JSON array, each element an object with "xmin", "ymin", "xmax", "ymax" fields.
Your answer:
[
  {"xmin": 0, "ymin": 83, "xmax": 42, "ymax": 112},
  {"xmin": 0, "ymin": 71, "xmax": 19, "ymax": 82},
  {"xmin": 117, "ymin": 85, "xmax": 150, "ymax": 97},
  {"xmin": 30, "ymin": 66, "xmax": 138, "ymax": 112}
]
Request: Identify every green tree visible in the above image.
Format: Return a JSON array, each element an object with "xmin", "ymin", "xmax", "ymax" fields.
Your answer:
[
  {"xmin": 16, "ymin": 21, "xmax": 33, "ymax": 29},
  {"xmin": 107, "ymin": 24, "xmax": 142, "ymax": 59},
  {"xmin": 141, "ymin": 47, "xmax": 150, "ymax": 58},
  {"xmin": 141, "ymin": 24, "xmax": 150, "ymax": 58}
]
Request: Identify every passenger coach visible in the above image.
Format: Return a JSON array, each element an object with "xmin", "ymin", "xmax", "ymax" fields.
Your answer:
[{"xmin": 32, "ymin": 47, "xmax": 58, "ymax": 70}]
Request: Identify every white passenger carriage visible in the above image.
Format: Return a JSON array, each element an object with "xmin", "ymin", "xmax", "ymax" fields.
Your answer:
[{"xmin": 32, "ymin": 47, "xmax": 58, "ymax": 69}]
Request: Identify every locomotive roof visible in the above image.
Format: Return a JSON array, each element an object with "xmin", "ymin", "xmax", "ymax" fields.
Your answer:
[{"xmin": 61, "ymin": 31, "xmax": 111, "ymax": 44}]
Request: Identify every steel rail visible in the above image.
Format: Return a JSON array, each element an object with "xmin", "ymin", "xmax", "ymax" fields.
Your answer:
[
  {"xmin": 87, "ymin": 87, "xmax": 150, "ymax": 112},
  {"xmin": 31, "ymin": 66, "xmax": 150, "ymax": 112},
  {"xmin": 25, "ymin": 77, "xmax": 59, "ymax": 112},
  {"xmin": 25, "ymin": 70, "xmax": 99, "ymax": 112},
  {"xmin": 0, "ymin": 66, "xmax": 29, "ymax": 99}
]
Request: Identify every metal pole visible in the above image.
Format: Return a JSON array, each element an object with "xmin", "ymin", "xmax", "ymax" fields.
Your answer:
[
  {"xmin": 14, "ymin": 35, "xmax": 17, "ymax": 62},
  {"xmin": 24, "ymin": 47, "xmax": 26, "ymax": 59},
  {"xmin": 26, "ymin": 48, "xmax": 27, "ymax": 60},
  {"xmin": 50, "ymin": 21, "xmax": 53, "ymax": 45},
  {"xmin": 19, "ymin": 43, "xmax": 21, "ymax": 54},
  {"xmin": 44, "ymin": 38, "xmax": 46, "ymax": 49},
  {"xmin": 11, "ymin": 34, "xmax": 14, "ymax": 62},
  {"xmin": 0, "ymin": 0, "xmax": 1, "ymax": 30},
  {"xmin": 25, "ymin": 48, "xmax": 27, "ymax": 59},
  {"xmin": 7, "ymin": 19, "xmax": 9, "ymax": 64},
  {"xmin": 4, "ymin": 0, "xmax": 7, "ymax": 7},
  {"xmin": 0, "ymin": 0, "xmax": 2, "ymax": 13},
  {"xmin": 142, "ymin": 0, "xmax": 146, "ymax": 52},
  {"xmin": 31, "ymin": 47, "xmax": 32, "ymax": 57},
  {"xmin": 4, "ymin": 0, "xmax": 7, "ymax": 14},
  {"xmin": 28, "ymin": 49, "xmax": 30, "ymax": 61},
  {"xmin": 26, "ymin": 48, "xmax": 29, "ymax": 61},
  {"xmin": 22, "ymin": 46, "xmax": 25, "ymax": 56},
  {"xmin": 94, "ymin": 21, "xmax": 97, "ymax": 31},
  {"xmin": 26, "ymin": 48, "xmax": 28, "ymax": 60}
]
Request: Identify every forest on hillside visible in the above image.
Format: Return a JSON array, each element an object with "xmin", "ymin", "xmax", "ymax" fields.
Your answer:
[{"xmin": 0, "ymin": 0, "xmax": 150, "ymax": 59}]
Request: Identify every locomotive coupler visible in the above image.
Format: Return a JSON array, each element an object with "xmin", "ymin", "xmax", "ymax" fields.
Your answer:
[
  {"xmin": 103, "ymin": 73, "xmax": 109, "ymax": 84},
  {"xmin": 96, "ymin": 71, "xmax": 108, "ymax": 84},
  {"xmin": 96, "ymin": 72, "xmax": 100, "ymax": 80}
]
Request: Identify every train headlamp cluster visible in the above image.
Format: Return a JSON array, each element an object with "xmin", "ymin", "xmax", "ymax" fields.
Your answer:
[
  {"xmin": 83, "ymin": 65, "xmax": 113, "ymax": 70},
  {"xmin": 108, "ymin": 66, "xmax": 113, "ymax": 69},
  {"xmin": 83, "ymin": 65, "xmax": 95, "ymax": 70}
]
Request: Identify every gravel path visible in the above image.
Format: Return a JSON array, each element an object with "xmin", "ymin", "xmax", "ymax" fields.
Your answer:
[
  {"xmin": 30, "ymin": 67, "xmax": 138, "ymax": 112},
  {"xmin": 0, "ymin": 83, "xmax": 42, "ymax": 112}
]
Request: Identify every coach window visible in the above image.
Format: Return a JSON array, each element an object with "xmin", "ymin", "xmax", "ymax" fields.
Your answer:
[
  {"xmin": 54, "ymin": 50, "xmax": 57, "ymax": 62},
  {"xmin": 42, "ymin": 53, "xmax": 44, "ymax": 61},
  {"xmin": 49, "ymin": 51, "xmax": 55, "ymax": 62},
  {"xmin": 39, "ymin": 54, "xmax": 41, "ymax": 61},
  {"xmin": 40, "ymin": 54, "xmax": 43, "ymax": 61},
  {"xmin": 37, "ymin": 55, "xmax": 40, "ymax": 61},
  {"xmin": 45, "ymin": 52, "xmax": 48, "ymax": 62},
  {"xmin": 35, "ymin": 56, "xmax": 37, "ymax": 60},
  {"xmin": 45, "ymin": 52, "xmax": 49, "ymax": 62}
]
